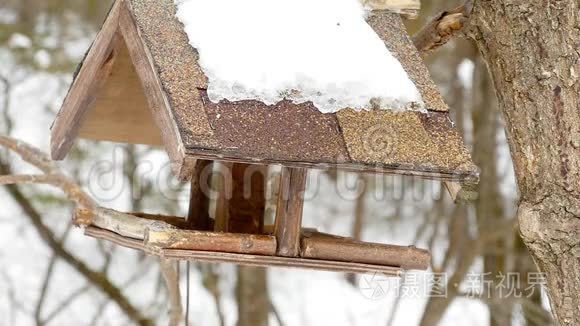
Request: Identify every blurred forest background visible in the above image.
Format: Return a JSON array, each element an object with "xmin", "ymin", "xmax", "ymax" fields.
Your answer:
[{"xmin": 0, "ymin": 0, "xmax": 554, "ymax": 325}]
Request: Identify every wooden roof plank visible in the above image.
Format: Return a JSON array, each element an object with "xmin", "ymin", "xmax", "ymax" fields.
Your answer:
[
  {"xmin": 368, "ymin": 12, "xmax": 449, "ymax": 113},
  {"xmin": 119, "ymin": 0, "xmax": 191, "ymax": 177},
  {"xmin": 127, "ymin": 0, "xmax": 216, "ymax": 146},
  {"xmin": 50, "ymin": 1, "xmax": 121, "ymax": 160}
]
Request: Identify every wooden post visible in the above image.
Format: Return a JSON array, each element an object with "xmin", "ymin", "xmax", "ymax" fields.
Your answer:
[
  {"xmin": 274, "ymin": 167, "xmax": 308, "ymax": 257},
  {"xmin": 187, "ymin": 159, "xmax": 213, "ymax": 230},
  {"xmin": 213, "ymin": 162, "xmax": 231, "ymax": 232},
  {"xmin": 226, "ymin": 163, "xmax": 267, "ymax": 234}
]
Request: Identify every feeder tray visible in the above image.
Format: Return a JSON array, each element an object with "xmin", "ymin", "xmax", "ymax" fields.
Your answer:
[{"xmin": 50, "ymin": 0, "xmax": 479, "ymax": 275}]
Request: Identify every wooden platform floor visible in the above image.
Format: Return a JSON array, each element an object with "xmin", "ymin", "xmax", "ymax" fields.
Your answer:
[{"xmin": 85, "ymin": 226, "xmax": 402, "ymax": 276}]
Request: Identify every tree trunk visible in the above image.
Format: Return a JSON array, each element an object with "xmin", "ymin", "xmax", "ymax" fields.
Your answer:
[
  {"xmin": 471, "ymin": 57, "xmax": 510, "ymax": 326},
  {"xmin": 468, "ymin": 1, "xmax": 580, "ymax": 325},
  {"xmin": 236, "ymin": 267, "xmax": 269, "ymax": 326},
  {"xmin": 227, "ymin": 163, "xmax": 271, "ymax": 326}
]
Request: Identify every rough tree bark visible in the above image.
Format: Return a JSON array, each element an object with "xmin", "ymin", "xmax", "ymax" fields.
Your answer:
[
  {"xmin": 414, "ymin": 1, "xmax": 579, "ymax": 324},
  {"xmin": 466, "ymin": 1, "xmax": 580, "ymax": 325}
]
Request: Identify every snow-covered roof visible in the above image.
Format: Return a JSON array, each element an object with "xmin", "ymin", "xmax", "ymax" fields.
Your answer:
[
  {"xmin": 50, "ymin": 0, "xmax": 479, "ymax": 187},
  {"xmin": 176, "ymin": 0, "xmax": 424, "ymax": 113}
]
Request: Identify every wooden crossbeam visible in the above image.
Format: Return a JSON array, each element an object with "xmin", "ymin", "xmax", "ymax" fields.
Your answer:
[
  {"xmin": 301, "ymin": 231, "xmax": 430, "ymax": 270},
  {"xmin": 145, "ymin": 227, "xmax": 276, "ymax": 256}
]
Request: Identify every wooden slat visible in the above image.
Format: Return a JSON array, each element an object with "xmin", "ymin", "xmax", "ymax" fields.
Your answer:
[
  {"xmin": 228, "ymin": 163, "xmax": 267, "ymax": 234},
  {"xmin": 84, "ymin": 209, "xmax": 322, "ymax": 238},
  {"xmin": 301, "ymin": 232, "xmax": 431, "ymax": 270},
  {"xmin": 213, "ymin": 162, "xmax": 232, "ymax": 232},
  {"xmin": 85, "ymin": 226, "xmax": 401, "ymax": 275},
  {"xmin": 118, "ymin": 1, "xmax": 188, "ymax": 178},
  {"xmin": 274, "ymin": 167, "xmax": 308, "ymax": 257},
  {"xmin": 187, "ymin": 159, "xmax": 213, "ymax": 230},
  {"xmin": 50, "ymin": 1, "xmax": 121, "ymax": 160},
  {"xmin": 163, "ymin": 249, "xmax": 402, "ymax": 276},
  {"xmin": 186, "ymin": 150, "xmax": 480, "ymax": 184},
  {"xmin": 86, "ymin": 226, "xmax": 154, "ymax": 252}
]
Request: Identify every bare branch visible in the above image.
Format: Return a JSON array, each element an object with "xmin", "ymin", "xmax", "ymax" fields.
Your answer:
[
  {"xmin": 35, "ymin": 253, "xmax": 58, "ymax": 325},
  {"xmin": 90, "ymin": 260, "xmax": 157, "ymax": 326},
  {"xmin": 0, "ymin": 135, "xmax": 58, "ymax": 173},
  {"xmin": 412, "ymin": 0, "xmax": 474, "ymax": 55},
  {"xmin": 0, "ymin": 135, "xmax": 95, "ymax": 214},
  {"xmin": 0, "ymin": 161, "xmax": 153, "ymax": 325},
  {"xmin": 43, "ymin": 284, "xmax": 91, "ymax": 324}
]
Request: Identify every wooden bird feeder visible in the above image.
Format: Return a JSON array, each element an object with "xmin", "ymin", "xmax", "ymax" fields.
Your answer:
[{"xmin": 50, "ymin": 0, "xmax": 479, "ymax": 276}]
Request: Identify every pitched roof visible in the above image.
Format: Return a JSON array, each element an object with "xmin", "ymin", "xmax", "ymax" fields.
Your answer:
[{"xmin": 50, "ymin": 0, "xmax": 479, "ymax": 186}]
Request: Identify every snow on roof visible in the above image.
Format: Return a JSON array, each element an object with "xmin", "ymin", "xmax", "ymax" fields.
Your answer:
[
  {"xmin": 175, "ymin": 0, "xmax": 424, "ymax": 113},
  {"xmin": 51, "ymin": 0, "xmax": 479, "ymax": 185}
]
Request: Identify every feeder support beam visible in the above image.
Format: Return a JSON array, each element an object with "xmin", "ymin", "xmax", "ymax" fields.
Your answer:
[
  {"xmin": 274, "ymin": 167, "xmax": 308, "ymax": 257},
  {"xmin": 187, "ymin": 159, "xmax": 213, "ymax": 230},
  {"xmin": 228, "ymin": 163, "xmax": 267, "ymax": 234}
]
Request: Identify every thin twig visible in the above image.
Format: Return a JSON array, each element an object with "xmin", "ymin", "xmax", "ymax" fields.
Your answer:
[
  {"xmin": 202, "ymin": 265, "xmax": 226, "ymax": 326},
  {"xmin": 34, "ymin": 224, "xmax": 73, "ymax": 325},
  {"xmin": 0, "ymin": 74, "xmax": 12, "ymax": 134},
  {"xmin": 43, "ymin": 284, "xmax": 92, "ymax": 324},
  {"xmin": 90, "ymin": 259, "xmax": 156, "ymax": 326},
  {"xmin": 270, "ymin": 300, "xmax": 286, "ymax": 326}
]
